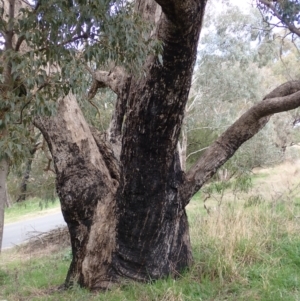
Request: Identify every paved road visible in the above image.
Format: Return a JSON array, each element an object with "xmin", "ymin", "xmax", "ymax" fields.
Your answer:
[{"xmin": 2, "ymin": 211, "xmax": 66, "ymax": 250}]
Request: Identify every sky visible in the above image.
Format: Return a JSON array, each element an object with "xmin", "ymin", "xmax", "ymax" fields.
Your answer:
[
  {"xmin": 210, "ymin": 0, "xmax": 256, "ymax": 15},
  {"xmin": 230, "ymin": 0, "xmax": 253, "ymax": 10}
]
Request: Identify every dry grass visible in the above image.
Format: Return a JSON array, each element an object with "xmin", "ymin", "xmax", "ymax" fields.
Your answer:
[
  {"xmin": 189, "ymin": 166, "xmax": 300, "ymax": 286},
  {"xmin": 191, "ymin": 205, "xmax": 300, "ymax": 270},
  {"xmin": 252, "ymin": 159, "xmax": 300, "ymax": 201}
]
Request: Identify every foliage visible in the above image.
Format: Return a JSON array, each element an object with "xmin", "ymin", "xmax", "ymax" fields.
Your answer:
[
  {"xmin": 256, "ymin": 0, "xmax": 300, "ymax": 52},
  {"xmin": 0, "ymin": 0, "xmax": 161, "ymax": 164},
  {"xmin": 185, "ymin": 3, "xmax": 275, "ymax": 171},
  {"xmin": 17, "ymin": 0, "xmax": 160, "ymax": 69}
]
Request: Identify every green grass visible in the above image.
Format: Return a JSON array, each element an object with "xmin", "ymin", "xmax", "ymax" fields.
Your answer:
[
  {"xmin": 2, "ymin": 197, "xmax": 300, "ymax": 300},
  {"xmin": 5, "ymin": 197, "xmax": 60, "ymax": 224}
]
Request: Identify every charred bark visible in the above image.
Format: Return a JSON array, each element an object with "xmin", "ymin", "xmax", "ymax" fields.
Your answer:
[
  {"xmin": 113, "ymin": 152, "xmax": 192, "ymax": 281},
  {"xmin": 110, "ymin": 0, "xmax": 207, "ymax": 281}
]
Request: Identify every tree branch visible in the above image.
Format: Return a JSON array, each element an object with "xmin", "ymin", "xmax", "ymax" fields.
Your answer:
[
  {"xmin": 88, "ymin": 66, "xmax": 128, "ymax": 98},
  {"xmin": 36, "ymin": 34, "xmax": 89, "ymax": 53},
  {"xmin": 15, "ymin": 35, "xmax": 25, "ymax": 52},
  {"xmin": 180, "ymin": 80, "xmax": 300, "ymax": 205},
  {"xmin": 258, "ymin": 0, "xmax": 300, "ymax": 37},
  {"xmin": 154, "ymin": 0, "xmax": 205, "ymax": 26},
  {"xmin": 20, "ymin": 0, "xmax": 32, "ymax": 8}
]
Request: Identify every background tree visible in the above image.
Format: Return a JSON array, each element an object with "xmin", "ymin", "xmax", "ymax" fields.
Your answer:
[{"xmin": 179, "ymin": 2, "xmax": 291, "ymax": 174}]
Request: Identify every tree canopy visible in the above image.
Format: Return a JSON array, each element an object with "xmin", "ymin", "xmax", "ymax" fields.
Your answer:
[{"xmin": 0, "ymin": 0, "xmax": 160, "ymax": 164}]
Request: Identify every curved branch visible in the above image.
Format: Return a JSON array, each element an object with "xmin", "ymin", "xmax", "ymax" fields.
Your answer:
[
  {"xmin": 263, "ymin": 80, "xmax": 300, "ymax": 99},
  {"xmin": 180, "ymin": 80, "xmax": 300, "ymax": 205}
]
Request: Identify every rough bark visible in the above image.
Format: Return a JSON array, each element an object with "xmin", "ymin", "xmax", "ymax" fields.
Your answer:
[
  {"xmin": 111, "ymin": 0, "xmax": 207, "ymax": 281},
  {"xmin": 0, "ymin": 159, "xmax": 9, "ymax": 252},
  {"xmin": 34, "ymin": 93, "xmax": 118, "ymax": 289}
]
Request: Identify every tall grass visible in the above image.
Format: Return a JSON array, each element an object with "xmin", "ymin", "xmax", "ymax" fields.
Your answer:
[
  {"xmin": 188, "ymin": 196, "xmax": 300, "ymax": 300},
  {"xmin": 191, "ymin": 201, "xmax": 298, "ymax": 277}
]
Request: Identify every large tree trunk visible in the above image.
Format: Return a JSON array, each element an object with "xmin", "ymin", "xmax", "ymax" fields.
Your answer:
[
  {"xmin": 110, "ymin": 0, "xmax": 207, "ymax": 278},
  {"xmin": 0, "ymin": 159, "xmax": 9, "ymax": 252},
  {"xmin": 34, "ymin": 0, "xmax": 300, "ymax": 291},
  {"xmin": 34, "ymin": 0, "xmax": 206, "ymax": 288}
]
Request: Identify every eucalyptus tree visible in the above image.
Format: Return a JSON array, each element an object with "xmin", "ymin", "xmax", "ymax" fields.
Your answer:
[{"xmin": 2, "ymin": 0, "xmax": 300, "ymax": 291}]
